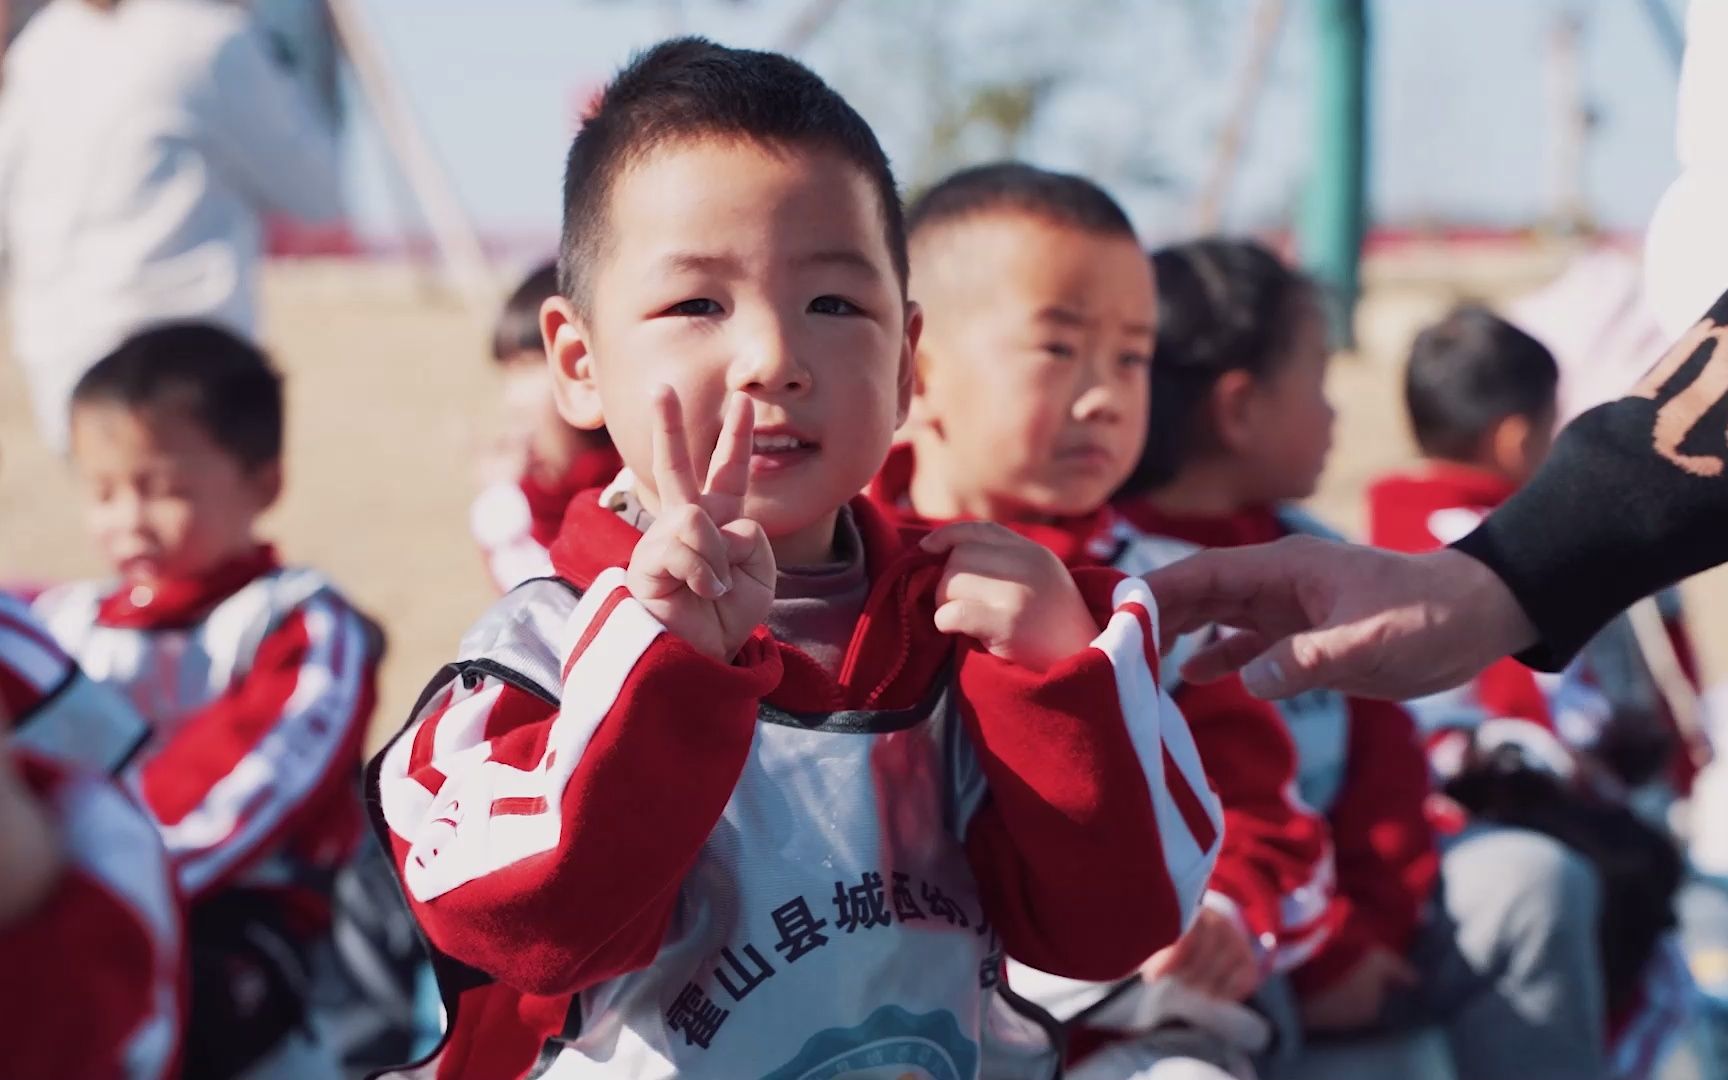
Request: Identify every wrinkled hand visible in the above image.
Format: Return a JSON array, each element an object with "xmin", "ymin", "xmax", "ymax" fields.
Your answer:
[
  {"xmin": 1143, "ymin": 538, "xmax": 1536, "ymax": 701},
  {"xmin": 920, "ymin": 523, "xmax": 1097, "ymax": 671},
  {"xmin": 1139, "ymin": 905, "xmax": 1261, "ymax": 1002},
  {"xmin": 1299, "ymin": 947, "xmax": 1418, "ymax": 1032},
  {"xmin": 626, "ymin": 388, "xmax": 775, "ymax": 663}
]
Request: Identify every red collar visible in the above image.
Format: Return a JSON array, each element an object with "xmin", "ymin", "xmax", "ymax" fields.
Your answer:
[
  {"xmin": 547, "ymin": 488, "xmax": 955, "ymax": 713},
  {"xmin": 98, "ymin": 545, "xmax": 281, "ymax": 629},
  {"xmin": 521, "ymin": 445, "xmax": 625, "ymax": 548},
  {"xmin": 868, "ymin": 443, "xmax": 1119, "ymax": 567},
  {"xmin": 1365, "ymin": 462, "xmax": 1515, "ymax": 552},
  {"xmin": 1113, "ymin": 500, "xmax": 1288, "ymax": 549}
]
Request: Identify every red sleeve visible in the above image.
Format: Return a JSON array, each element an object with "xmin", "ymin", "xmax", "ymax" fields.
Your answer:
[
  {"xmin": 371, "ymin": 568, "xmax": 781, "ymax": 997},
  {"xmin": 1178, "ymin": 675, "xmax": 1334, "ymax": 972},
  {"xmin": 958, "ymin": 570, "xmax": 1224, "ymax": 982},
  {"xmin": 137, "ymin": 593, "xmax": 375, "ymax": 900},
  {"xmin": 1475, "ymin": 656, "xmax": 1555, "ymax": 729},
  {"xmin": 1292, "ymin": 698, "xmax": 1439, "ymax": 996},
  {"xmin": 0, "ymin": 755, "xmax": 184, "ymax": 1080}
]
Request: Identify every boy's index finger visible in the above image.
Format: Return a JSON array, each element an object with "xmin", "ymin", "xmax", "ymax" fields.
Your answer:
[
  {"xmin": 651, "ymin": 385, "xmax": 701, "ymax": 510},
  {"xmin": 702, "ymin": 392, "xmax": 754, "ymax": 524}
]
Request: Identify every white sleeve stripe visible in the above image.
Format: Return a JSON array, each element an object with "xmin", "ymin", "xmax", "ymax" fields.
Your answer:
[
  {"xmin": 1270, "ymin": 919, "xmax": 1335, "ymax": 974},
  {"xmin": 168, "ymin": 598, "xmax": 367, "ymax": 895},
  {"xmin": 1091, "ymin": 577, "xmax": 1223, "ymax": 928},
  {"xmin": 376, "ymin": 682, "xmax": 490, "ymax": 842},
  {"xmin": 1280, "ymin": 846, "xmax": 1336, "ymax": 931},
  {"xmin": 54, "ymin": 772, "xmax": 182, "ymax": 1080},
  {"xmin": 403, "ymin": 566, "xmax": 664, "ymax": 902}
]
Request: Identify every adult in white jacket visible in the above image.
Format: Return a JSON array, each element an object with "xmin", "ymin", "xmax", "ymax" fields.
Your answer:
[{"xmin": 0, "ymin": 0, "xmax": 343, "ymax": 449}]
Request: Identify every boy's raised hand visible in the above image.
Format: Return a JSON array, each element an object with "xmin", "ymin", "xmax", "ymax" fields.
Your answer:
[
  {"xmin": 626, "ymin": 388, "xmax": 776, "ymax": 663},
  {"xmin": 921, "ymin": 522, "xmax": 1098, "ymax": 671}
]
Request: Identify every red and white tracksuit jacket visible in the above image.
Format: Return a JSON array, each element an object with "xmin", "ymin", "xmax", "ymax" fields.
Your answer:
[
  {"xmin": 0, "ymin": 592, "xmax": 185, "ymax": 1080},
  {"xmin": 32, "ymin": 546, "xmax": 379, "ymax": 913},
  {"xmin": 1367, "ymin": 462, "xmax": 1706, "ymax": 792},
  {"xmin": 869, "ymin": 447, "xmax": 1334, "ymax": 988},
  {"xmin": 370, "ymin": 489, "xmax": 1224, "ymax": 1080},
  {"xmin": 1116, "ymin": 500, "xmax": 1442, "ymax": 999},
  {"xmin": 470, "ymin": 446, "xmax": 624, "ymax": 593}
]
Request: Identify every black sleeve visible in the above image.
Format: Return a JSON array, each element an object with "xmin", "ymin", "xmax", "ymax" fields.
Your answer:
[{"xmin": 1450, "ymin": 289, "xmax": 1728, "ymax": 671}]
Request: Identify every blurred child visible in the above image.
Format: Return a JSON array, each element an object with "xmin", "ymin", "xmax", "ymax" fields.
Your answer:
[
  {"xmin": 34, "ymin": 323, "xmax": 381, "ymax": 1079},
  {"xmin": 370, "ymin": 39, "xmax": 1224, "ymax": 1079},
  {"xmin": 1115, "ymin": 238, "xmax": 1607, "ymax": 1080},
  {"xmin": 0, "ymin": 590, "xmax": 185, "ymax": 1079},
  {"xmin": 1367, "ymin": 304, "xmax": 1701, "ymax": 1077},
  {"xmin": 470, "ymin": 260, "xmax": 622, "ymax": 592},
  {"xmin": 1368, "ymin": 305, "xmax": 1705, "ymax": 799},
  {"xmin": 872, "ymin": 162, "xmax": 1334, "ymax": 1079}
]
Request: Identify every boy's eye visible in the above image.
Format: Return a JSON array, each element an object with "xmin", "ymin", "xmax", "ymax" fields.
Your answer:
[
  {"xmin": 666, "ymin": 298, "xmax": 723, "ymax": 317},
  {"xmin": 1042, "ymin": 342, "xmax": 1077, "ymax": 360},
  {"xmin": 809, "ymin": 295, "xmax": 862, "ymax": 316},
  {"xmin": 1121, "ymin": 352, "xmax": 1152, "ymax": 369}
]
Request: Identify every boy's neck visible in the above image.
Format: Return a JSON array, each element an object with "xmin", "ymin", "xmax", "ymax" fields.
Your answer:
[
  {"xmin": 769, "ymin": 510, "xmax": 844, "ymax": 568},
  {"xmin": 1147, "ymin": 461, "xmax": 1258, "ymax": 520}
]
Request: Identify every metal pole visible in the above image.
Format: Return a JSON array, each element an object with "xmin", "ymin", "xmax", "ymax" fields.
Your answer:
[{"xmin": 1297, "ymin": 0, "xmax": 1368, "ymax": 350}]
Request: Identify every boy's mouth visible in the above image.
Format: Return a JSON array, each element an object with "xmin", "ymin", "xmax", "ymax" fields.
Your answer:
[{"xmin": 750, "ymin": 427, "xmax": 819, "ymax": 472}]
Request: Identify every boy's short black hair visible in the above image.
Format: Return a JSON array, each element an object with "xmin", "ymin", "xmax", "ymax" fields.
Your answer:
[
  {"xmin": 1404, "ymin": 305, "xmax": 1559, "ymax": 462},
  {"xmin": 71, "ymin": 323, "xmax": 283, "ymax": 469},
  {"xmin": 493, "ymin": 260, "xmax": 558, "ymax": 363},
  {"xmin": 559, "ymin": 36, "xmax": 906, "ymax": 310},
  {"xmin": 906, "ymin": 162, "xmax": 1137, "ymax": 241}
]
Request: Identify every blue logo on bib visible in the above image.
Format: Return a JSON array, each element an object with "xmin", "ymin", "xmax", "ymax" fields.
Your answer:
[{"xmin": 761, "ymin": 1005, "xmax": 978, "ymax": 1080}]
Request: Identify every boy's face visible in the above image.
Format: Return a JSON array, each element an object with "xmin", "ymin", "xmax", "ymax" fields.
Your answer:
[
  {"xmin": 69, "ymin": 400, "xmax": 277, "ymax": 586},
  {"xmin": 910, "ymin": 213, "xmax": 1154, "ymax": 521},
  {"xmin": 544, "ymin": 138, "xmax": 916, "ymax": 562}
]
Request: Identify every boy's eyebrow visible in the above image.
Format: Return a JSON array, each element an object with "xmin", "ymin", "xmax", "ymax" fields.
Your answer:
[
  {"xmin": 796, "ymin": 249, "xmax": 878, "ymax": 275},
  {"xmin": 1036, "ymin": 306, "xmax": 1156, "ymax": 338},
  {"xmin": 657, "ymin": 251, "xmax": 744, "ymax": 277}
]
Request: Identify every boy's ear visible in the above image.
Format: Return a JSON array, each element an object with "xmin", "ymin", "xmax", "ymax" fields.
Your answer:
[
  {"xmin": 1488, "ymin": 412, "xmax": 1532, "ymax": 476},
  {"xmin": 892, "ymin": 300, "xmax": 924, "ymax": 430},
  {"xmin": 1210, "ymin": 369, "xmax": 1259, "ymax": 453},
  {"xmin": 541, "ymin": 295, "xmax": 606, "ymax": 431},
  {"xmin": 250, "ymin": 459, "xmax": 284, "ymax": 512}
]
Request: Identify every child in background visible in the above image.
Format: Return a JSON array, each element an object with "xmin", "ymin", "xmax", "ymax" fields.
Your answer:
[
  {"xmin": 1368, "ymin": 305, "xmax": 1702, "ymax": 1078},
  {"xmin": 371, "ymin": 39, "xmax": 1222, "ymax": 1079},
  {"xmin": 34, "ymin": 324, "xmax": 381, "ymax": 1079},
  {"xmin": 1368, "ymin": 305, "xmax": 1705, "ymax": 798},
  {"xmin": 871, "ymin": 162, "xmax": 1333, "ymax": 1079},
  {"xmin": 0, "ymin": 591, "xmax": 185, "ymax": 1080},
  {"xmin": 471, "ymin": 260, "xmax": 622, "ymax": 592},
  {"xmin": 1115, "ymin": 238, "xmax": 1607, "ymax": 1080}
]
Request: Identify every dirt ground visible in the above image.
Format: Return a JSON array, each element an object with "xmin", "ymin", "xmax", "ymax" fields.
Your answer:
[{"xmin": 3, "ymin": 250, "xmax": 1725, "ymax": 749}]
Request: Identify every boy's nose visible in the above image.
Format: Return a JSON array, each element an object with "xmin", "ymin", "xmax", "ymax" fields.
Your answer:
[{"xmin": 731, "ymin": 331, "xmax": 811, "ymax": 395}]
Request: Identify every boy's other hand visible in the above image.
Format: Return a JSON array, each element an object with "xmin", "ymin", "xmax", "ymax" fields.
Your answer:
[
  {"xmin": 1139, "ymin": 905, "xmax": 1261, "ymax": 1002},
  {"xmin": 1298, "ymin": 946, "xmax": 1418, "ymax": 1032},
  {"xmin": 627, "ymin": 388, "xmax": 775, "ymax": 664},
  {"xmin": 921, "ymin": 523, "xmax": 1096, "ymax": 671}
]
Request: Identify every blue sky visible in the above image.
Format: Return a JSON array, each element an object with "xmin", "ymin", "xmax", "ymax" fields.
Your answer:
[{"xmin": 340, "ymin": 0, "xmax": 1684, "ymax": 254}]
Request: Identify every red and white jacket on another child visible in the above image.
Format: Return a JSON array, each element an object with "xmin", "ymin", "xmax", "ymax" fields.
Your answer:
[
  {"xmin": 370, "ymin": 483, "xmax": 1223, "ymax": 1080},
  {"xmin": 1116, "ymin": 500, "xmax": 1442, "ymax": 1001},
  {"xmin": 0, "ymin": 592, "xmax": 185, "ymax": 1080},
  {"xmin": 470, "ymin": 446, "xmax": 624, "ymax": 593},
  {"xmin": 1367, "ymin": 462, "xmax": 1706, "ymax": 793},
  {"xmin": 32, "ymin": 546, "xmax": 379, "ymax": 917},
  {"xmin": 870, "ymin": 447, "xmax": 1335, "ymax": 975}
]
